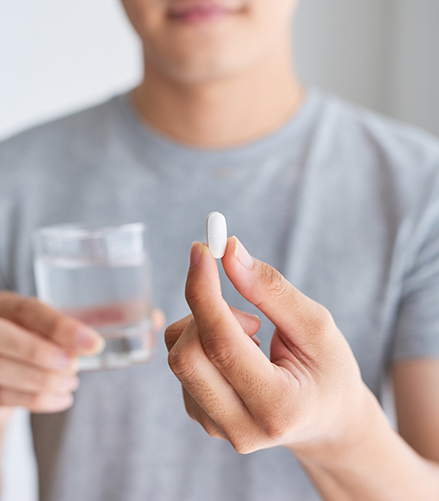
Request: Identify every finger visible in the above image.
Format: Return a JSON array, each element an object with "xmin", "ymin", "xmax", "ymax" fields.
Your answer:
[
  {"xmin": 182, "ymin": 387, "xmax": 228, "ymax": 441},
  {"xmin": 152, "ymin": 309, "xmax": 166, "ymax": 333},
  {"xmin": 0, "ymin": 357, "xmax": 79, "ymax": 394},
  {"xmin": 164, "ymin": 308, "xmax": 260, "ymax": 353},
  {"xmin": 165, "ymin": 314, "xmax": 193, "ymax": 352},
  {"xmin": 222, "ymin": 237, "xmax": 332, "ymax": 351},
  {"xmin": 230, "ymin": 307, "xmax": 261, "ymax": 338},
  {"xmin": 0, "ymin": 387, "xmax": 73, "ymax": 413},
  {"xmin": 0, "ymin": 318, "xmax": 78, "ymax": 372},
  {"xmin": 185, "ymin": 243, "xmax": 286, "ymax": 413},
  {"xmin": 168, "ymin": 316, "xmax": 256, "ymax": 446},
  {"xmin": 0, "ymin": 292, "xmax": 104, "ymax": 355}
]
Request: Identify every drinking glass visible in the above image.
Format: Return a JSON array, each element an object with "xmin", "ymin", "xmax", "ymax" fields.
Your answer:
[{"xmin": 33, "ymin": 222, "xmax": 155, "ymax": 371}]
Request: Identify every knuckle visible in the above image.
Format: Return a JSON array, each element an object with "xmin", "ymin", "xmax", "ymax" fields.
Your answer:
[
  {"xmin": 263, "ymin": 419, "xmax": 288, "ymax": 442},
  {"xmin": 15, "ymin": 296, "xmax": 40, "ymax": 321},
  {"xmin": 184, "ymin": 285, "xmax": 208, "ymax": 312},
  {"xmin": 202, "ymin": 335, "xmax": 237, "ymax": 372},
  {"xmin": 168, "ymin": 347, "xmax": 197, "ymax": 380},
  {"xmin": 313, "ymin": 306, "xmax": 334, "ymax": 335},
  {"xmin": 25, "ymin": 340, "xmax": 42, "ymax": 364},
  {"xmin": 229, "ymin": 435, "xmax": 255, "ymax": 455},
  {"xmin": 50, "ymin": 316, "xmax": 73, "ymax": 340},
  {"xmin": 261, "ymin": 404, "xmax": 295, "ymax": 442},
  {"xmin": 261, "ymin": 265, "xmax": 290, "ymax": 300},
  {"xmin": 164, "ymin": 324, "xmax": 180, "ymax": 352},
  {"xmin": 34, "ymin": 372, "xmax": 55, "ymax": 392}
]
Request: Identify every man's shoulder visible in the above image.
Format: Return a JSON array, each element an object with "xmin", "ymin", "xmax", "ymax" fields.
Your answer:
[
  {"xmin": 0, "ymin": 93, "xmax": 124, "ymax": 175},
  {"xmin": 311, "ymin": 91, "xmax": 439, "ymax": 212},
  {"xmin": 320, "ymin": 91, "xmax": 439, "ymax": 174}
]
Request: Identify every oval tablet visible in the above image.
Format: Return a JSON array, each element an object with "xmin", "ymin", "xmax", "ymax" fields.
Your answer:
[{"xmin": 206, "ymin": 212, "xmax": 227, "ymax": 259}]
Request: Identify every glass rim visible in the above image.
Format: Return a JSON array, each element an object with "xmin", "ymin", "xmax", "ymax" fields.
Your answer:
[{"xmin": 33, "ymin": 222, "xmax": 146, "ymax": 240}]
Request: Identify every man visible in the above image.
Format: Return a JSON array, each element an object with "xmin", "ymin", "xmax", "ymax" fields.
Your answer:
[{"xmin": 0, "ymin": 0, "xmax": 439, "ymax": 499}]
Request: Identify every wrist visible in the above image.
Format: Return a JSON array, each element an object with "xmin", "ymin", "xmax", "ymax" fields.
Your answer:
[
  {"xmin": 289, "ymin": 385, "xmax": 385, "ymax": 467},
  {"xmin": 289, "ymin": 388, "xmax": 439, "ymax": 500}
]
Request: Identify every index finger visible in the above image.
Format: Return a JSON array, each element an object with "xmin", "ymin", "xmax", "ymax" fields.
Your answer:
[
  {"xmin": 185, "ymin": 243, "xmax": 288, "ymax": 413},
  {"xmin": 0, "ymin": 292, "xmax": 104, "ymax": 355}
]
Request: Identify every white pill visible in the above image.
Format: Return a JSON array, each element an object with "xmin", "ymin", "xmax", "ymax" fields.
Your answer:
[{"xmin": 206, "ymin": 212, "xmax": 227, "ymax": 259}]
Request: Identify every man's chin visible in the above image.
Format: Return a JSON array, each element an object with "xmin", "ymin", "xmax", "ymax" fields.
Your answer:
[{"xmin": 146, "ymin": 53, "xmax": 243, "ymax": 85}]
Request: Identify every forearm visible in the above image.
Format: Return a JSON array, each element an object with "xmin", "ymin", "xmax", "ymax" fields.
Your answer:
[{"xmin": 292, "ymin": 393, "xmax": 439, "ymax": 501}]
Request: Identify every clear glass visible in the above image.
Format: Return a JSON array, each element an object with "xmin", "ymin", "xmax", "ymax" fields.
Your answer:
[{"xmin": 33, "ymin": 222, "xmax": 155, "ymax": 371}]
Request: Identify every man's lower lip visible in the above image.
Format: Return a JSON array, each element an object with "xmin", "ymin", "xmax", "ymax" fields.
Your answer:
[{"xmin": 168, "ymin": 7, "xmax": 233, "ymax": 23}]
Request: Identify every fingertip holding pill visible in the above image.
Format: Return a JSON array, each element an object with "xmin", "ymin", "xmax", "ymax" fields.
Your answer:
[{"xmin": 206, "ymin": 212, "xmax": 227, "ymax": 259}]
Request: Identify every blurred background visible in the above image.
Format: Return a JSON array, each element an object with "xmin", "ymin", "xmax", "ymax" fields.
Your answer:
[{"xmin": 0, "ymin": 0, "xmax": 438, "ymax": 499}]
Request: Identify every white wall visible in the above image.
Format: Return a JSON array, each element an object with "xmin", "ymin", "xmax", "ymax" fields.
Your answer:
[
  {"xmin": 295, "ymin": 0, "xmax": 439, "ymax": 137},
  {"xmin": 1, "ymin": 1, "xmax": 439, "ymax": 500},
  {"xmin": 0, "ymin": 0, "xmax": 142, "ymax": 140},
  {"xmin": 390, "ymin": 0, "xmax": 439, "ymax": 136},
  {"xmin": 295, "ymin": 0, "xmax": 394, "ymax": 114}
]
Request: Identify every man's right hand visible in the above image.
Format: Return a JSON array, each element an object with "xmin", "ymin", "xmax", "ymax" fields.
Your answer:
[{"xmin": 0, "ymin": 291, "xmax": 105, "ymax": 414}]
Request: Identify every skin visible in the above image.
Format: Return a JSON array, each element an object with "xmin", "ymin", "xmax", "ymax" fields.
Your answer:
[
  {"xmin": 117, "ymin": 4, "xmax": 439, "ymax": 496},
  {"xmin": 2, "ymin": 0, "xmax": 439, "ymax": 497},
  {"xmin": 0, "ymin": 292, "xmax": 164, "ymax": 413},
  {"xmin": 0, "ymin": 293, "xmax": 164, "ymax": 490},
  {"xmin": 166, "ymin": 239, "xmax": 439, "ymax": 499},
  {"xmin": 122, "ymin": 0, "xmax": 304, "ymax": 147}
]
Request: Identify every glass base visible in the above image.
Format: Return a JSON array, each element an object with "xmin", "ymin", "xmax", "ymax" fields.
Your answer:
[{"xmin": 79, "ymin": 326, "xmax": 155, "ymax": 371}]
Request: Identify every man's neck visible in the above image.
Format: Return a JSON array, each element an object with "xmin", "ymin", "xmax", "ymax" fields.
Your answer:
[{"xmin": 132, "ymin": 41, "xmax": 304, "ymax": 149}]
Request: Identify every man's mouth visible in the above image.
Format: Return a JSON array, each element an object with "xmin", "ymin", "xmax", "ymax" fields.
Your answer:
[{"xmin": 167, "ymin": 1, "xmax": 243, "ymax": 23}]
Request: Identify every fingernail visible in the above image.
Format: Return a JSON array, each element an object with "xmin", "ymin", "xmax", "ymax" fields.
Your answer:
[
  {"xmin": 234, "ymin": 237, "xmax": 254, "ymax": 269},
  {"xmin": 190, "ymin": 242, "xmax": 202, "ymax": 268},
  {"xmin": 251, "ymin": 335, "xmax": 261, "ymax": 346},
  {"xmin": 242, "ymin": 311, "xmax": 260, "ymax": 321},
  {"xmin": 76, "ymin": 327, "xmax": 105, "ymax": 352},
  {"xmin": 53, "ymin": 394, "xmax": 73, "ymax": 407},
  {"xmin": 56, "ymin": 354, "xmax": 77, "ymax": 371},
  {"xmin": 63, "ymin": 375, "xmax": 79, "ymax": 391}
]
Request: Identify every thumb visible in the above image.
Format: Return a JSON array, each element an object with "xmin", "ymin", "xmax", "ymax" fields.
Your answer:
[{"xmin": 222, "ymin": 237, "xmax": 333, "ymax": 351}]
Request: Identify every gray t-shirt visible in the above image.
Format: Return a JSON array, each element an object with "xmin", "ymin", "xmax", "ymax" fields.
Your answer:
[{"xmin": 1, "ymin": 89, "xmax": 439, "ymax": 501}]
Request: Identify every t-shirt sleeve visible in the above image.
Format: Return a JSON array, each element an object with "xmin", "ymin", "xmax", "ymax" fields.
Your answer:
[{"xmin": 390, "ymin": 187, "xmax": 439, "ymax": 362}]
